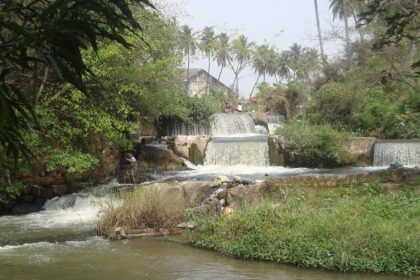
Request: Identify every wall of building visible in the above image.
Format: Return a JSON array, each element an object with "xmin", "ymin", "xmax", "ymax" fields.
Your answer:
[{"xmin": 187, "ymin": 72, "xmax": 231, "ymax": 97}]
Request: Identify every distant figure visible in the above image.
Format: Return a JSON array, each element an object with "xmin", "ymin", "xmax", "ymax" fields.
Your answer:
[
  {"xmin": 223, "ymin": 103, "xmax": 232, "ymax": 113},
  {"xmin": 124, "ymin": 152, "xmax": 136, "ymax": 163},
  {"xmin": 236, "ymin": 103, "xmax": 243, "ymax": 112}
]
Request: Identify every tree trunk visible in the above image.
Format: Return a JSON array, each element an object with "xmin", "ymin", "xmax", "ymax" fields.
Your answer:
[
  {"xmin": 352, "ymin": 12, "xmax": 365, "ymax": 42},
  {"xmin": 218, "ymin": 66, "xmax": 223, "ymax": 81},
  {"xmin": 313, "ymin": 0, "xmax": 326, "ymax": 65},
  {"xmin": 186, "ymin": 49, "xmax": 190, "ymax": 81},
  {"xmin": 249, "ymin": 75, "xmax": 260, "ymax": 99},
  {"xmin": 344, "ymin": 6, "xmax": 350, "ymax": 48},
  {"xmin": 206, "ymin": 55, "xmax": 211, "ymax": 94}
]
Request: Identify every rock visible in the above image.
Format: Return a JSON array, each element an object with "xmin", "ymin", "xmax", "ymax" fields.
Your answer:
[
  {"xmin": 210, "ymin": 175, "xmax": 230, "ymax": 187},
  {"xmin": 174, "ymin": 135, "xmax": 210, "ymax": 163},
  {"xmin": 181, "ymin": 181, "xmax": 210, "ymax": 206},
  {"xmin": 215, "ymin": 188, "xmax": 228, "ymax": 200},
  {"xmin": 223, "ymin": 206, "xmax": 234, "ymax": 215},
  {"xmin": 20, "ymin": 195, "xmax": 34, "ymax": 203},
  {"xmin": 233, "ymin": 176, "xmax": 241, "ymax": 182},
  {"xmin": 51, "ymin": 185, "xmax": 68, "ymax": 196},
  {"xmin": 115, "ymin": 227, "xmax": 127, "ymax": 240},
  {"xmin": 177, "ymin": 221, "xmax": 197, "ymax": 229},
  {"xmin": 11, "ymin": 203, "xmax": 40, "ymax": 215}
]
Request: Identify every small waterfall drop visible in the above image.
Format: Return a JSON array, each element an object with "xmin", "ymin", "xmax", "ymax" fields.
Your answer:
[
  {"xmin": 205, "ymin": 113, "xmax": 269, "ymax": 166},
  {"xmin": 373, "ymin": 140, "xmax": 420, "ymax": 167},
  {"xmin": 210, "ymin": 113, "xmax": 256, "ymax": 136}
]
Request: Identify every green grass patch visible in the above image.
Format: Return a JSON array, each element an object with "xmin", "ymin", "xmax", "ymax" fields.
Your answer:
[{"xmin": 184, "ymin": 183, "xmax": 420, "ymax": 275}]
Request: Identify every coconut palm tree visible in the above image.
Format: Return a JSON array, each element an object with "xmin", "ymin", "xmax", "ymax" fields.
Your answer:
[
  {"xmin": 200, "ymin": 26, "xmax": 216, "ymax": 94},
  {"xmin": 313, "ymin": 0, "xmax": 326, "ymax": 64},
  {"xmin": 228, "ymin": 35, "xmax": 253, "ymax": 96},
  {"xmin": 214, "ymin": 33, "xmax": 231, "ymax": 81},
  {"xmin": 180, "ymin": 25, "xmax": 198, "ymax": 81},
  {"xmin": 329, "ymin": 0, "xmax": 351, "ymax": 48},
  {"xmin": 250, "ymin": 44, "xmax": 269, "ymax": 98},
  {"xmin": 275, "ymin": 51, "xmax": 291, "ymax": 83}
]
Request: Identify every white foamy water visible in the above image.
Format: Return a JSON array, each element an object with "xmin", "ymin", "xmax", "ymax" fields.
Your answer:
[
  {"xmin": 210, "ymin": 113, "xmax": 256, "ymax": 136},
  {"xmin": 374, "ymin": 140, "xmax": 420, "ymax": 167},
  {"xmin": 0, "ymin": 180, "xmax": 122, "ymax": 231},
  {"xmin": 205, "ymin": 113, "xmax": 270, "ymax": 167},
  {"xmin": 0, "ymin": 236, "xmax": 108, "ymax": 252}
]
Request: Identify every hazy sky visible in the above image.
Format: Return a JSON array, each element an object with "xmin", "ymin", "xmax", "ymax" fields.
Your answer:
[{"xmin": 173, "ymin": 0, "xmax": 348, "ymax": 97}]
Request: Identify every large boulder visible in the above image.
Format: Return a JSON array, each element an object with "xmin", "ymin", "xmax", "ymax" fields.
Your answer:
[
  {"xmin": 343, "ymin": 137, "xmax": 377, "ymax": 165},
  {"xmin": 137, "ymin": 145, "xmax": 185, "ymax": 172},
  {"xmin": 248, "ymin": 112, "xmax": 268, "ymax": 128},
  {"xmin": 174, "ymin": 135, "xmax": 210, "ymax": 165}
]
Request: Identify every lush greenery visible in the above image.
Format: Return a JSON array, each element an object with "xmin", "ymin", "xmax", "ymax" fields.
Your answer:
[
  {"xmin": 276, "ymin": 121, "xmax": 351, "ymax": 167},
  {"xmin": 96, "ymin": 186, "xmax": 188, "ymax": 238},
  {"xmin": 185, "ymin": 182, "xmax": 420, "ymax": 275},
  {"xmin": 0, "ymin": 0, "xmax": 154, "ymax": 158},
  {"xmin": 305, "ymin": 57, "xmax": 420, "ymax": 139}
]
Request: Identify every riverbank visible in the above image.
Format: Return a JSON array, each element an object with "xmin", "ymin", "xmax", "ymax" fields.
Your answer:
[
  {"xmin": 184, "ymin": 177, "xmax": 420, "ymax": 276},
  {"xmin": 96, "ymin": 167, "xmax": 420, "ymax": 276}
]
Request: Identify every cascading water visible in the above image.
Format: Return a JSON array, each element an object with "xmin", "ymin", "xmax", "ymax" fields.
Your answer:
[
  {"xmin": 266, "ymin": 114, "xmax": 283, "ymax": 135},
  {"xmin": 204, "ymin": 113, "xmax": 269, "ymax": 166},
  {"xmin": 373, "ymin": 140, "xmax": 420, "ymax": 167},
  {"xmin": 160, "ymin": 118, "xmax": 210, "ymax": 136}
]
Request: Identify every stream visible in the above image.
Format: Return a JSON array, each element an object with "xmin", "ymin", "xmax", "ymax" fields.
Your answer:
[{"xmin": 0, "ymin": 167, "xmax": 404, "ymax": 280}]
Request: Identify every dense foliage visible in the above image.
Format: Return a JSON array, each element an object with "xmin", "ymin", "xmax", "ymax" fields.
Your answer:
[
  {"xmin": 276, "ymin": 121, "xmax": 351, "ymax": 167},
  {"xmin": 0, "ymin": 0, "xmax": 154, "ymax": 158},
  {"xmin": 185, "ymin": 182, "xmax": 420, "ymax": 275}
]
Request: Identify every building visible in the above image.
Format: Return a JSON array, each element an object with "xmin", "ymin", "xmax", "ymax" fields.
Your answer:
[{"xmin": 184, "ymin": 68, "xmax": 233, "ymax": 97}]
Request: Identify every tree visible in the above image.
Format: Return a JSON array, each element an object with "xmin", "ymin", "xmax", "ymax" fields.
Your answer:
[
  {"xmin": 214, "ymin": 33, "xmax": 231, "ymax": 81},
  {"xmin": 180, "ymin": 25, "xmax": 198, "ymax": 81},
  {"xmin": 358, "ymin": 0, "xmax": 420, "ymax": 79},
  {"xmin": 200, "ymin": 26, "xmax": 216, "ymax": 94},
  {"xmin": 250, "ymin": 44, "xmax": 278, "ymax": 98},
  {"xmin": 228, "ymin": 35, "xmax": 254, "ymax": 96},
  {"xmin": 313, "ymin": 0, "xmax": 326, "ymax": 64},
  {"xmin": 330, "ymin": 0, "xmax": 351, "ymax": 47},
  {"xmin": 0, "ymin": 0, "xmax": 154, "ymax": 158},
  {"xmin": 275, "ymin": 51, "xmax": 291, "ymax": 83}
]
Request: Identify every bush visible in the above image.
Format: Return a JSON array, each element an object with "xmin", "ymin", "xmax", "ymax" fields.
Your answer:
[
  {"xmin": 96, "ymin": 186, "xmax": 188, "ymax": 238},
  {"xmin": 276, "ymin": 121, "xmax": 351, "ymax": 167},
  {"xmin": 185, "ymin": 183, "xmax": 420, "ymax": 275}
]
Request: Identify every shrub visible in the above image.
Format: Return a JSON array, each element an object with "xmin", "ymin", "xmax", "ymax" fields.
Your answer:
[
  {"xmin": 96, "ymin": 186, "xmax": 188, "ymax": 238},
  {"xmin": 276, "ymin": 121, "xmax": 351, "ymax": 167}
]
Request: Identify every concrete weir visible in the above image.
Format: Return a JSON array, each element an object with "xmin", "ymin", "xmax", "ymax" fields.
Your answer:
[
  {"xmin": 373, "ymin": 140, "xmax": 420, "ymax": 167},
  {"xmin": 204, "ymin": 113, "xmax": 269, "ymax": 167}
]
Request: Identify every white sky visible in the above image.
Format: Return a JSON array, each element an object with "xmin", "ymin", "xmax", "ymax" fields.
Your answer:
[{"xmin": 161, "ymin": 0, "xmax": 349, "ymax": 97}]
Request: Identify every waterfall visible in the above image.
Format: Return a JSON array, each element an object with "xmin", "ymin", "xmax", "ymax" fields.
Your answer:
[
  {"xmin": 373, "ymin": 140, "xmax": 420, "ymax": 167},
  {"xmin": 205, "ymin": 113, "xmax": 269, "ymax": 166},
  {"xmin": 266, "ymin": 114, "xmax": 283, "ymax": 135},
  {"xmin": 210, "ymin": 113, "xmax": 256, "ymax": 136},
  {"xmin": 160, "ymin": 118, "xmax": 210, "ymax": 136}
]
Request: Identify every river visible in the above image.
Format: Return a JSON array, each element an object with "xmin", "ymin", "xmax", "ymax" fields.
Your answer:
[{"xmin": 0, "ymin": 168, "xmax": 407, "ymax": 280}]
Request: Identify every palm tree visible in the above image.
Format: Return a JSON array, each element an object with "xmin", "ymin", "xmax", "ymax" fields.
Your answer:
[
  {"xmin": 200, "ymin": 26, "xmax": 216, "ymax": 94},
  {"xmin": 214, "ymin": 33, "xmax": 230, "ymax": 81},
  {"xmin": 288, "ymin": 43, "xmax": 302, "ymax": 79},
  {"xmin": 329, "ymin": 0, "xmax": 351, "ymax": 48},
  {"xmin": 228, "ymin": 35, "xmax": 253, "ymax": 96},
  {"xmin": 180, "ymin": 25, "xmax": 198, "ymax": 81},
  {"xmin": 313, "ymin": 0, "xmax": 326, "ymax": 64},
  {"xmin": 250, "ymin": 44, "xmax": 269, "ymax": 98},
  {"xmin": 275, "ymin": 51, "xmax": 290, "ymax": 83}
]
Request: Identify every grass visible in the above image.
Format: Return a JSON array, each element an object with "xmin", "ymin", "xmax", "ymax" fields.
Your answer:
[
  {"xmin": 184, "ymin": 182, "xmax": 420, "ymax": 275},
  {"xmin": 96, "ymin": 186, "xmax": 188, "ymax": 238}
]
